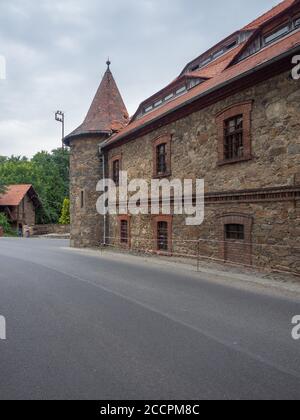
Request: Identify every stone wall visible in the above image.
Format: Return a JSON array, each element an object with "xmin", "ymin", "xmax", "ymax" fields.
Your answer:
[
  {"xmin": 32, "ymin": 224, "xmax": 70, "ymax": 236},
  {"xmin": 17, "ymin": 195, "xmax": 35, "ymax": 226},
  {"xmin": 69, "ymin": 136, "xmax": 106, "ymax": 248},
  {"xmin": 105, "ymin": 70, "xmax": 300, "ymax": 273},
  {"xmin": 107, "ymin": 71, "xmax": 300, "ymax": 191}
]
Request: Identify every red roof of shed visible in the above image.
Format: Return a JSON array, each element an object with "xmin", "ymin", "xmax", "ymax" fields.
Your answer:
[{"xmin": 0, "ymin": 185, "xmax": 40, "ymax": 207}]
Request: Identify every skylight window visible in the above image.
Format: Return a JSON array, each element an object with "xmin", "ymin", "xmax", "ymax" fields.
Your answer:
[
  {"xmin": 212, "ymin": 49, "xmax": 224, "ymax": 59},
  {"xmin": 295, "ymin": 17, "xmax": 300, "ymax": 27},
  {"xmin": 145, "ymin": 105, "xmax": 153, "ymax": 113}
]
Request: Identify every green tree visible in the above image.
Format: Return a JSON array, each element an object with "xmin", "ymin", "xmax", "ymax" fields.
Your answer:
[
  {"xmin": 0, "ymin": 183, "xmax": 6, "ymax": 194},
  {"xmin": 59, "ymin": 198, "xmax": 70, "ymax": 225},
  {"xmin": 0, "ymin": 148, "xmax": 70, "ymax": 224},
  {"xmin": 0, "ymin": 213, "xmax": 13, "ymax": 235}
]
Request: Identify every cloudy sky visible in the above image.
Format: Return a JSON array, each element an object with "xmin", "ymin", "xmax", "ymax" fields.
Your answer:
[{"xmin": 0, "ymin": 0, "xmax": 280, "ymax": 157}]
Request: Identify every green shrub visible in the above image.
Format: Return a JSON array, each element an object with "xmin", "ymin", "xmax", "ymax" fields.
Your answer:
[
  {"xmin": 59, "ymin": 198, "xmax": 70, "ymax": 225},
  {"xmin": 0, "ymin": 213, "xmax": 14, "ymax": 235}
]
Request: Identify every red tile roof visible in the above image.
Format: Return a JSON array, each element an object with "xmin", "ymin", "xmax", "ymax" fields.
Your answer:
[
  {"xmin": 65, "ymin": 65, "xmax": 129, "ymax": 144},
  {"xmin": 243, "ymin": 0, "xmax": 296, "ymax": 30},
  {"xmin": 105, "ymin": 29, "xmax": 300, "ymax": 148},
  {"xmin": 0, "ymin": 185, "xmax": 33, "ymax": 206},
  {"xmin": 185, "ymin": 43, "xmax": 246, "ymax": 80},
  {"xmin": 104, "ymin": 0, "xmax": 300, "ymax": 149}
]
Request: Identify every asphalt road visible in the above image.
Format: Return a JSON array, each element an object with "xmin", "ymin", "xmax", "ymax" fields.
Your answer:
[{"xmin": 0, "ymin": 238, "xmax": 299, "ymax": 400}]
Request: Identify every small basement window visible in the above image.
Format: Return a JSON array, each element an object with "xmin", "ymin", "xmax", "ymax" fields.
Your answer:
[{"xmin": 225, "ymin": 224, "xmax": 245, "ymax": 241}]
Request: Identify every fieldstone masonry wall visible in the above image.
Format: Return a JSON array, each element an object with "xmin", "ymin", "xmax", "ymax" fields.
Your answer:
[
  {"xmin": 105, "ymin": 71, "xmax": 300, "ymax": 273},
  {"xmin": 69, "ymin": 136, "xmax": 106, "ymax": 248}
]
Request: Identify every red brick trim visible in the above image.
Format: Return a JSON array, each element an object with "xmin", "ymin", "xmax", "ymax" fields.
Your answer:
[
  {"xmin": 218, "ymin": 213, "xmax": 253, "ymax": 266},
  {"xmin": 152, "ymin": 215, "xmax": 173, "ymax": 254},
  {"xmin": 118, "ymin": 215, "xmax": 131, "ymax": 249},
  {"xmin": 152, "ymin": 134, "xmax": 172, "ymax": 178},
  {"xmin": 216, "ymin": 101, "xmax": 253, "ymax": 165}
]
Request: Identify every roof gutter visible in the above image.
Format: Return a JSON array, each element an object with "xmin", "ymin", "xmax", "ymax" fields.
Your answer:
[{"xmin": 103, "ymin": 43, "xmax": 300, "ymax": 150}]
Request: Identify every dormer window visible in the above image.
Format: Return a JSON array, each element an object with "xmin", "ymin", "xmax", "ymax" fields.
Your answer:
[
  {"xmin": 238, "ymin": 12, "xmax": 300, "ymax": 64},
  {"xmin": 154, "ymin": 99, "xmax": 163, "ymax": 108},
  {"xmin": 212, "ymin": 49, "xmax": 224, "ymax": 60},
  {"xmin": 145, "ymin": 105, "xmax": 153, "ymax": 113},
  {"xmin": 226, "ymin": 40, "xmax": 238, "ymax": 50},
  {"xmin": 164, "ymin": 93, "xmax": 174, "ymax": 102},
  {"xmin": 264, "ymin": 24, "xmax": 289, "ymax": 44},
  {"xmin": 176, "ymin": 86, "xmax": 186, "ymax": 95}
]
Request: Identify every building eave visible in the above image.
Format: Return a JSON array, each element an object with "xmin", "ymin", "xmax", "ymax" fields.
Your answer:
[
  {"xmin": 63, "ymin": 130, "xmax": 112, "ymax": 146},
  {"xmin": 103, "ymin": 44, "xmax": 300, "ymax": 152}
]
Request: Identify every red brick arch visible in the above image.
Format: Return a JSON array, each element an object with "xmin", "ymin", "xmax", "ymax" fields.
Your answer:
[{"xmin": 218, "ymin": 213, "xmax": 253, "ymax": 266}]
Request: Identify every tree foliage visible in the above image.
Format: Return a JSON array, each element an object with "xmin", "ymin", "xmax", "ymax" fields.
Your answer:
[
  {"xmin": 0, "ymin": 149, "xmax": 70, "ymax": 224},
  {"xmin": 0, "ymin": 213, "xmax": 13, "ymax": 235},
  {"xmin": 0, "ymin": 183, "xmax": 6, "ymax": 195},
  {"xmin": 59, "ymin": 198, "xmax": 70, "ymax": 225}
]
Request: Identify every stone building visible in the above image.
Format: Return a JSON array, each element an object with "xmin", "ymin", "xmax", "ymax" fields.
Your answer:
[
  {"xmin": 0, "ymin": 184, "xmax": 40, "ymax": 233},
  {"xmin": 65, "ymin": 0, "xmax": 300, "ymax": 273}
]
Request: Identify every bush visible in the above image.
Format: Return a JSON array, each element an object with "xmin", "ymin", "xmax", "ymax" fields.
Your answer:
[
  {"xmin": 0, "ymin": 213, "xmax": 14, "ymax": 235},
  {"xmin": 59, "ymin": 198, "xmax": 70, "ymax": 225}
]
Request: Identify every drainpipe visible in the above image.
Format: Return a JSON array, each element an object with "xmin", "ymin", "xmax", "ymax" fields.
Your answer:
[{"xmin": 99, "ymin": 145, "xmax": 107, "ymax": 247}]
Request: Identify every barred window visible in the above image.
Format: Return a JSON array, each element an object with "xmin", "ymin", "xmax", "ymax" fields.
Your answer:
[
  {"xmin": 120, "ymin": 220, "xmax": 128, "ymax": 244},
  {"xmin": 224, "ymin": 115, "xmax": 244, "ymax": 160},
  {"xmin": 225, "ymin": 224, "xmax": 245, "ymax": 241},
  {"xmin": 157, "ymin": 221, "xmax": 168, "ymax": 251},
  {"xmin": 157, "ymin": 144, "xmax": 167, "ymax": 175}
]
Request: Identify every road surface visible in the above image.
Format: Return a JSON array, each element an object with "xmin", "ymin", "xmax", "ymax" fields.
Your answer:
[{"xmin": 0, "ymin": 238, "xmax": 299, "ymax": 400}]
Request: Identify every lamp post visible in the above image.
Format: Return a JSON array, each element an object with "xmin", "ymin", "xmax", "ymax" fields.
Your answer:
[{"xmin": 55, "ymin": 110, "xmax": 65, "ymax": 149}]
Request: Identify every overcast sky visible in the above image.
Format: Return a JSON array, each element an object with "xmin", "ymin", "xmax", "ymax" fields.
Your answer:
[{"xmin": 0, "ymin": 0, "xmax": 280, "ymax": 157}]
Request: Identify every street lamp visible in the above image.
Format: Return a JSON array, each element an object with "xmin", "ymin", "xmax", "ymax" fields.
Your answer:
[{"xmin": 55, "ymin": 110, "xmax": 65, "ymax": 149}]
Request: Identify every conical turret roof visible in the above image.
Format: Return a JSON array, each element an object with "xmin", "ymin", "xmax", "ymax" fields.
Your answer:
[{"xmin": 64, "ymin": 62, "xmax": 129, "ymax": 144}]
